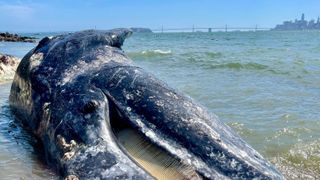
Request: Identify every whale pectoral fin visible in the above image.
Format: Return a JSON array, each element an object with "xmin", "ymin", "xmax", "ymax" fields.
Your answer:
[
  {"xmin": 34, "ymin": 36, "xmax": 51, "ymax": 51},
  {"xmin": 59, "ymin": 29, "xmax": 132, "ymax": 51},
  {"xmin": 106, "ymin": 28, "xmax": 133, "ymax": 48}
]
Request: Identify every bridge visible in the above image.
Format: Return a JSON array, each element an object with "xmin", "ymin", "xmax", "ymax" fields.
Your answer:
[{"xmin": 152, "ymin": 25, "xmax": 271, "ymax": 33}]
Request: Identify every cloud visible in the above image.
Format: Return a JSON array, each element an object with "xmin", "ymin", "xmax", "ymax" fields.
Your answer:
[{"xmin": 0, "ymin": 4, "xmax": 35, "ymax": 20}]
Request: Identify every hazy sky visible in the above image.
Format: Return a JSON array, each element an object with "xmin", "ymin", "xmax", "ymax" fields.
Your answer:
[{"xmin": 0, "ymin": 0, "xmax": 320, "ymax": 32}]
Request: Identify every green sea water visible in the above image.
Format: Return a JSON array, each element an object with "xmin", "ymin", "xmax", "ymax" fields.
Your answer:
[{"xmin": 1, "ymin": 31, "xmax": 320, "ymax": 179}]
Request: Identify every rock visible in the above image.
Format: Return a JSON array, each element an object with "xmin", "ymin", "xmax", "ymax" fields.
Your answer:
[
  {"xmin": 129, "ymin": 27, "xmax": 153, "ymax": 33},
  {"xmin": 0, "ymin": 32, "xmax": 36, "ymax": 43},
  {"xmin": 0, "ymin": 53, "xmax": 20, "ymax": 82}
]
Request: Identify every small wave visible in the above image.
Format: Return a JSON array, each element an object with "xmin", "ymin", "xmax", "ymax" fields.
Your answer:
[
  {"xmin": 181, "ymin": 51, "xmax": 223, "ymax": 59},
  {"xmin": 228, "ymin": 122, "xmax": 254, "ymax": 137},
  {"xmin": 204, "ymin": 52, "xmax": 223, "ymax": 59},
  {"xmin": 271, "ymin": 140, "xmax": 320, "ymax": 179},
  {"xmin": 142, "ymin": 50, "xmax": 172, "ymax": 55},
  {"xmin": 128, "ymin": 49, "xmax": 172, "ymax": 59},
  {"xmin": 205, "ymin": 62, "xmax": 269, "ymax": 71}
]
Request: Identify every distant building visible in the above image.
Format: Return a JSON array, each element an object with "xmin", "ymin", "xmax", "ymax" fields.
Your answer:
[{"xmin": 273, "ymin": 13, "xmax": 320, "ymax": 30}]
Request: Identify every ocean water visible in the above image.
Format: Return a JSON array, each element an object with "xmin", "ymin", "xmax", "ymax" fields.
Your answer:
[{"xmin": 1, "ymin": 31, "xmax": 320, "ymax": 179}]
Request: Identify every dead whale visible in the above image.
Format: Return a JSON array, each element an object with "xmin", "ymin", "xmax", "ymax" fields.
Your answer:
[{"xmin": 9, "ymin": 29, "xmax": 284, "ymax": 179}]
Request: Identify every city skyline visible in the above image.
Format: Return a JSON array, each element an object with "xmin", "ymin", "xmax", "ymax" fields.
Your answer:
[
  {"xmin": 1, "ymin": 0, "xmax": 320, "ymax": 32},
  {"xmin": 274, "ymin": 13, "xmax": 320, "ymax": 30}
]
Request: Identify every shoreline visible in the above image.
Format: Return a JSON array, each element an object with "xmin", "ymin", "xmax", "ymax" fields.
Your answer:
[{"xmin": 0, "ymin": 80, "xmax": 12, "ymax": 85}]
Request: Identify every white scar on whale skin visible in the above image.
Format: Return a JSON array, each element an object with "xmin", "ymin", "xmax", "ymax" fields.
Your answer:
[
  {"xmin": 29, "ymin": 52, "xmax": 44, "ymax": 70},
  {"xmin": 58, "ymin": 47, "xmax": 130, "ymax": 86}
]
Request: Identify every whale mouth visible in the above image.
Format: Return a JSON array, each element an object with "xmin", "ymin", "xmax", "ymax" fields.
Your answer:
[
  {"xmin": 115, "ymin": 128, "xmax": 198, "ymax": 180},
  {"xmin": 109, "ymin": 102, "xmax": 201, "ymax": 180}
]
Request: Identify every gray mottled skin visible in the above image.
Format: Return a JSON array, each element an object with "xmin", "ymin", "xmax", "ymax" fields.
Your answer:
[{"xmin": 9, "ymin": 29, "xmax": 284, "ymax": 179}]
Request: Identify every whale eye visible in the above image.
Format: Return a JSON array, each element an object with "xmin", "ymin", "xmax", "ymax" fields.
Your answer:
[{"xmin": 81, "ymin": 100, "xmax": 98, "ymax": 114}]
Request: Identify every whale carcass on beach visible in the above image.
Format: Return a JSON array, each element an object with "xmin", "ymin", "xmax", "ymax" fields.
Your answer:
[{"xmin": 9, "ymin": 29, "xmax": 284, "ymax": 179}]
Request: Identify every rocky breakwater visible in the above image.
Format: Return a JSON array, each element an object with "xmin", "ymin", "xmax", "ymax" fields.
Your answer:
[
  {"xmin": 130, "ymin": 27, "xmax": 153, "ymax": 33},
  {"xmin": 0, "ymin": 32, "xmax": 36, "ymax": 43},
  {"xmin": 0, "ymin": 53, "xmax": 20, "ymax": 82}
]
